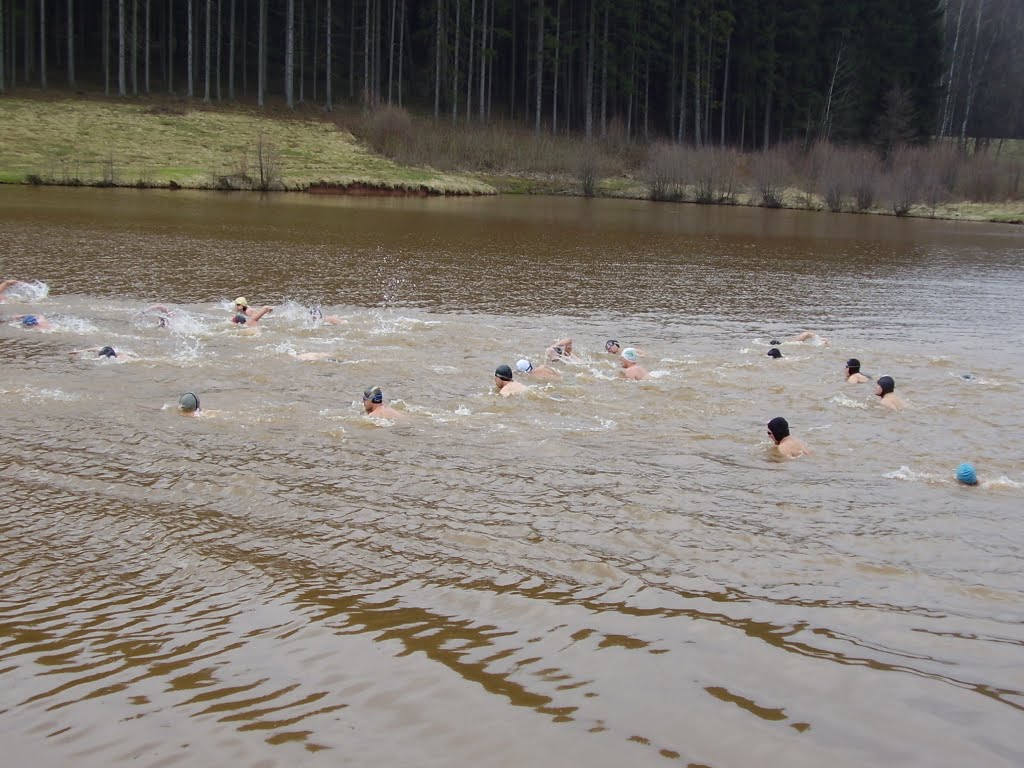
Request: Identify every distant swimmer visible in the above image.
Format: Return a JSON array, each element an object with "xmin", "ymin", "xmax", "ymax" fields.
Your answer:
[
  {"xmin": 495, "ymin": 364, "xmax": 528, "ymax": 397},
  {"xmin": 0, "ymin": 279, "xmax": 27, "ymax": 302},
  {"xmin": 845, "ymin": 358, "xmax": 870, "ymax": 384},
  {"xmin": 792, "ymin": 331, "xmax": 830, "ymax": 346},
  {"xmin": 956, "ymin": 463, "xmax": 979, "ymax": 486},
  {"xmin": 292, "ymin": 351, "xmax": 341, "ymax": 362},
  {"xmin": 605, "ymin": 339, "xmax": 622, "ymax": 355},
  {"xmin": 138, "ymin": 304, "xmax": 174, "ymax": 328},
  {"xmin": 362, "ymin": 386, "xmax": 405, "ymax": 419},
  {"xmin": 516, "ymin": 359, "xmax": 561, "ymax": 380},
  {"xmin": 69, "ymin": 345, "xmax": 131, "ymax": 359},
  {"xmin": 231, "ymin": 305, "xmax": 273, "ymax": 326},
  {"xmin": 619, "ymin": 348, "xmax": 649, "ymax": 380},
  {"xmin": 767, "ymin": 417, "xmax": 812, "ymax": 458},
  {"xmin": 875, "ymin": 376, "xmax": 906, "ymax": 411},
  {"xmin": 767, "ymin": 347, "xmax": 783, "ymax": 359},
  {"xmin": 233, "ymin": 297, "xmax": 274, "ymax": 320},
  {"xmin": 12, "ymin": 314, "xmax": 53, "ymax": 330},
  {"xmin": 310, "ymin": 306, "xmax": 346, "ymax": 325},
  {"xmin": 178, "ymin": 392, "xmax": 201, "ymax": 416},
  {"xmin": 546, "ymin": 337, "xmax": 579, "ymax": 363}
]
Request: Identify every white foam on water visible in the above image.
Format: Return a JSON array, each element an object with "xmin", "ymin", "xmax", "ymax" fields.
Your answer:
[
  {"xmin": 884, "ymin": 466, "xmax": 944, "ymax": 483},
  {"xmin": 830, "ymin": 393, "xmax": 869, "ymax": 409},
  {"xmin": 26, "ymin": 388, "xmax": 81, "ymax": 403},
  {"xmin": 3, "ymin": 280, "xmax": 49, "ymax": 302},
  {"xmin": 648, "ymin": 369, "xmax": 673, "ymax": 379}
]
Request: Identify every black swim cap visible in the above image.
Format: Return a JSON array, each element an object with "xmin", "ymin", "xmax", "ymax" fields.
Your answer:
[
  {"xmin": 846, "ymin": 358, "xmax": 860, "ymax": 373},
  {"xmin": 98, "ymin": 346, "xmax": 117, "ymax": 358},
  {"xmin": 178, "ymin": 392, "xmax": 200, "ymax": 412},
  {"xmin": 363, "ymin": 386, "xmax": 383, "ymax": 404},
  {"xmin": 767, "ymin": 347, "xmax": 782, "ymax": 359},
  {"xmin": 770, "ymin": 339, "xmax": 781, "ymax": 346},
  {"xmin": 495, "ymin": 364, "xmax": 514, "ymax": 382},
  {"xmin": 605, "ymin": 339, "xmax": 619, "ymax": 352},
  {"xmin": 232, "ymin": 313, "xmax": 247, "ymax": 324},
  {"xmin": 876, "ymin": 376, "xmax": 895, "ymax": 396},
  {"xmin": 767, "ymin": 417, "xmax": 790, "ymax": 443}
]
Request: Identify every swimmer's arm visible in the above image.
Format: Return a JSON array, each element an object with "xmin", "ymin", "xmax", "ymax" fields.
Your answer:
[
  {"xmin": 251, "ymin": 306, "xmax": 274, "ymax": 322},
  {"xmin": 549, "ymin": 337, "xmax": 572, "ymax": 348},
  {"xmin": 141, "ymin": 304, "xmax": 172, "ymax": 315},
  {"xmin": 0, "ymin": 280, "xmax": 24, "ymax": 293},
  {"xmin": 68, "ymin": 346, "xmax": 101, "ymax": 356}
]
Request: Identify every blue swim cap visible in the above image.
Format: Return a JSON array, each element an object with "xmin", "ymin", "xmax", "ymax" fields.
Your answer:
[
  {"xmin": 21, "ymin": 315, "xmax": 38, "ymax": 327},
  {"xmin": 956, "ymin": 463, "xmax": 978, "ymax": 486}
]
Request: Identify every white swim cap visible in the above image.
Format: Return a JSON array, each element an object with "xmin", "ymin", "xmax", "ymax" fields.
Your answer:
[
  {"xmin": 622, "ymin": 348, "xmax": 639, "ymax": 363},
  {"xmin": 516, "ymin": 359, "xmax": 533, "ymax": 373}
]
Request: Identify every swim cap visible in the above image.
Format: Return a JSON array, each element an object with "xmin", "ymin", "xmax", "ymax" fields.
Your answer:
[
  {"xmin": 231, "ymin": 313, "xmax": 247, "ymax": 325},
  {"xmin": 605, "ymin": 339, "xmax": 620, "ymax": 352},
  {"xmin": 363, "ymin": 386, "xmax": 383, "ymax": 404},
  {"xmin": 495, "ymin": 364, "xmax": 514, "ymax": 382},
  {"xmin": 770, "ymin": 339, "xmax": 781, "ymax": 346},
  {"xmin": 767, "ymin": 417, "xmax": 790, "ymax": 443},
  {"xmin": 98, "ymin": 346, "xmax": 117, "ymax": 358},
  {"xmin": 846, "ymin": 359, "xmax": 861, "ymax": 373},
  {"xmin": 956, "ymin": 463, "xmax": 978, "ymax": 486},
  {"xmin": 234, "ymin": 297, "xmax": 249, "ymax": 308},
  {"xmin": 767, "ymin": 347, "xmax": 782, "ymax": 359},
  {"xmin": 21, "ymin": 315, "xmax": 38, "ymax": 327},
  {"xmin": 178, "ymin": 392, "xmax": 200, "ymax": 413},
  {"xmin": 516, "ymin": 359, "xmax": 533, "ymax": 373},
  {"xmin": 621, "ymin": 348, "xmax": 639, "ymax": 363},
  {"xmin": 876, "ymin": 376, "xmax": 895, "ymax": 396}
]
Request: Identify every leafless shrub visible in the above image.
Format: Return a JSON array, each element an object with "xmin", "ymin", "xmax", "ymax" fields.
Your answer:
[
  {"xmin": 751, "ymin": 148, "xmax": 791, "ymax": 207},
  {"xmin": 98, "ymin": 154, "xmax": 118, "ymax": 187},
  {"xmin": 254, "ymin": 134, "xmax": 282, "ymax": 191},
  {"xmin": 644, "ymin": 143, "xmax": 687, "ymax": 202},
  {"xmin": 957, "ymin": 153, "xmax": 1005, "ymax": 202},
  {"xmin": 883, "ymin": 145, "xmax": 925, "ymax": 215},
  {"xmin": 690, "ymin": 146, "xmax": 738, "ymax": 204},
  {"xmin": 364, "ymin": 105, "xmax": 414, "ymax": 157},
  {"xmin": 850, "ymin": 148, "xmax": 881, "ymax": 211}
]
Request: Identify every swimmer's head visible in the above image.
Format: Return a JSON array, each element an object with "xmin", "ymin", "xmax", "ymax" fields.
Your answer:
[
  {"xmin": 846, "ymin": 358, "xmax": 861, "ymax": 374},
  {"xmin": 769, "ymin": 339, "xmax": 781, "ymax": 346},
  {"xmin": 158, "ymin": 316, "xmax": 168, "ymax": 328},
  {"xmin": 310, "ymin": 306, "xmax": 323, "ymax": 321},
  {"xmin": 231, "ymin": 313, "xmax": 247, "ymax": 325},
  {"xmin": 767, "ymin": 347, "xmax": 782, "ymax": 359},
  {"xmin": 98, "ymin": 346, "xmax": 117, "ymax": 358},
  {"xmin": 178, "ymin": 392, "xmax": 200, "ymax": 413},
  {"xmin": 767, "ymin": 416, "xmax": 790, "ymax": 444},
  {"xmin": 494, "ymin": 364, "xmax": 514, "ymax": 382},
  {"xmin": 955, "ymin": 463, "xmax": 978, "ymax": 486},
  {"xmin": 876, "ymin": 376, "xmax": 895, "ymax": 396},
  {"xmin": 516, "ymin": 359, "xmax": 533, "ymax": 373},
  {"xmin": 605, "ymin": 339, "xmax": 620, "ymax": 354},
  {"xmin": 21, "ymin": 315, "xmax": 38, "ymax": 327},
  {"xmin": 621, "ymin": 348, "xmax": 639, "ymax": 364},
  {"xmin": 363, "ymin": 386, "xmax": 384, "ymax": 405},
  {"xmin": 234, "ymin": 297, "xmax": 249, "ymax": 310}
]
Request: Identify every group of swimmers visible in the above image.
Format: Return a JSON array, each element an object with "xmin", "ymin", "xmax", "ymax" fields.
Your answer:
[{"xmin": 2, "ymin": 278, "xmax": 982, "ymax": 485}]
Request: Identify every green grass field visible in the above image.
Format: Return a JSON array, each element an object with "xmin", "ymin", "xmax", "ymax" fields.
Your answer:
[{"xmin": 0, "ymin": 97, "xmax": 494, "ymax": 194}]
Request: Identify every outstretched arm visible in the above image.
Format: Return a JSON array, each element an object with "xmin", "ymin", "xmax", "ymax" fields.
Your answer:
[
  {"xmin": 0, "ymin": 280, "xmax": 24, "ymax": 294},
  {"xmin": 140, "ymin": 304, "xmax": 172, "ymax": 315},
  {"xmin": 68, "ymin": 346, "xmax": 102, "ymax": 356},
  {"xmin": 251, "ymin": 306, "xmax": 274, "ymax": 322}
]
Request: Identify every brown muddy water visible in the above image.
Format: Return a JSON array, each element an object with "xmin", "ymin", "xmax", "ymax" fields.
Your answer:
[{"xmin": 1, "ymin": 186, "xmax": 1023, "ymax": 767}]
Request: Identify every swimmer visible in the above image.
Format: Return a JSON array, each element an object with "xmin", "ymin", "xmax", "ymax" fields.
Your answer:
[
  {"xmin": 233, "ymin": 297, "xmax": 275, "ymax": 320},
  {"xmin": 767, "ymin": 347, "xmax": 783, "ymax": 359},
  {"xmin": 619, "ymin": 348, "xmax": 649, "ymax": 380},
  {"xmin": 495, "ymin": 364, "xmax": 528, "ymax": 397},
  {"xmin": 0, "ymin": 279, "xmax": 27, "ymax": 302},
  {"xmin": 12, "ymin": 314, "xmax": 53, "ymax": 330},
  {"xmin": 291, "ymin": 351, "xmax": 341, "ymax": 362},
  {"xmin": 516, "ymin": 358, "xmax": 561, "ymax": 380},
  {"xmin": 766, "ymin": 417, "xmax": 812, "ymax": 458},
  {"xmin": 792, "ymin": 330, "xmax": 831, "ymax": 346},
  {"xmin": 231, "ymin": 305, "xmax": 273, "ymax": 326},
  {"xmin": 605, "ymin": 339, "xmax": 622, "ymax": 355},
  {"xmin": 955, "ymin": 463, "xmax": 979, "ymax": 486},
  {"xmin": 310, "ymin": 306, "xmax": 347, "ymax": 325},
  {"xmin": 178, "ymin": 392, "xmax": 201, "ymax": 416},
  {"xmin": 845, "ymin": 358, "xmax": 870, "ymax": 384},
  {"xmin": 138, "ymin": 304, "xmax": 174, "ymax": 328},
  {"xmin": 875, "ymin": 376, "xmax": 906, "ymax": 411},
  {"xmin": 69, "ymin": 345, "xmax": 131, "ymax": 359},
  {"xmin": 546, "ymin": 337, "xmax": 578, "ymax": 363},
  {"xmin": 362, "ymin": 386, "xmax": 405, "ymax": 419}
]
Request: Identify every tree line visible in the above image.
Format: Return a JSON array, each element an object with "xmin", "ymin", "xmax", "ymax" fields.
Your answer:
[{"xmin": 0, "ymin": 0, "xmax": 1020, "ymax": 148}]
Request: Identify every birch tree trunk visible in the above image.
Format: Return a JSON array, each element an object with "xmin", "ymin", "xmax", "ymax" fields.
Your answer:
[
  {"xmin": 585, "ymin": 0, "xmax": 594, "ymax": 136},
  {"xmin": 551, "ymin": 0, "xmax": 559, "ymax": 133},
  {"xmin": 104, "ymin": 0, "xmax": 109, "ymax": 94},
  {"xmin": 0, "ymin": 0, "xmax": 5, "ymax": 93},
  {"xmin": 959, "ymin": 0, "xmax": 985, "ymax": 146},
  {"xmin": 299, "ymin": 0, "xmax": 305, "ymax": 102},
  {"xmin": 216, "ymin": 0, "xmax": 221, "ymax": 100},
  {"xmin": 257, "ymin": 0, "xmax": 265, "ymax": 106},
  {"xmin": 534, "ymin": 0, "xmax": 543, "ymax": 133},
  {"xmin": 131, "ymin": 0, "xmax": 137, "ymax": 95},
  {"xmin": 228, "ymin": 0, "xmax": 234, "ymax": 99},
  {"xmin": 720, "ymin": 31, "xmax": 730, "ymax": 147},
  {"xmin": 941, "ymin": 0, "xmax": 965, "ymax": 136},
  {"xmin": 465, "ymin": 0, "xmax": 474, "ymax": 122},
  {"xmin": 286, "ymin": 0, "xmax": 294, "ymax": 107},
  {"xmin": 119, "ymin": 0, "xmax": 126, "ymax": 95},
  {"xmin": 364, "ymin": 0, "xmax": 370, "ymax": 106},
  {"xmin": 144, "ymin": 0, "xmax": 150, "ymax": 93},
  {"xmin": 600, "ymin": 1, "xmax": 607, "ymax": 136},
  {"xmin": 325, "ymin": 0, "xmax": 332, "ymax": 109},
  {"xmin": 39, "ymin": 0, "xmax": 45, "ymax": 88},
  {"xmin": 451, "ymin": 0, "xmax": 459, "ymax": 122},
  {"xmin": 387, "ymin": 0, "xmax": 395, "ymax": 102},
  {"xmin": 478, "ymin": 0, "xmax": 487, "ymax": 120},
  {"xmin": 66, "ymin": 0, "xmax": 73, "ymax": 86},
  {"xmin": 166, "ymin": 0, "xmax": 172, "ymax": 93},
  {"xmin": 203, "ymin": 0, "xmax": 210, "ymax": 100},
  {"xmin": 186, "ymin": 0, "xmax": 192, "ymax": 97},
  {"xmin": 433, "ymin": 0, "xmax": 441, "ymax": 117}
]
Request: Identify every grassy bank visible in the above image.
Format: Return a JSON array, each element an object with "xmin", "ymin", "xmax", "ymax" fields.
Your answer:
[{"xmin": 0, "ymin": 96, "xmax": 493, "ymax": 195}]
